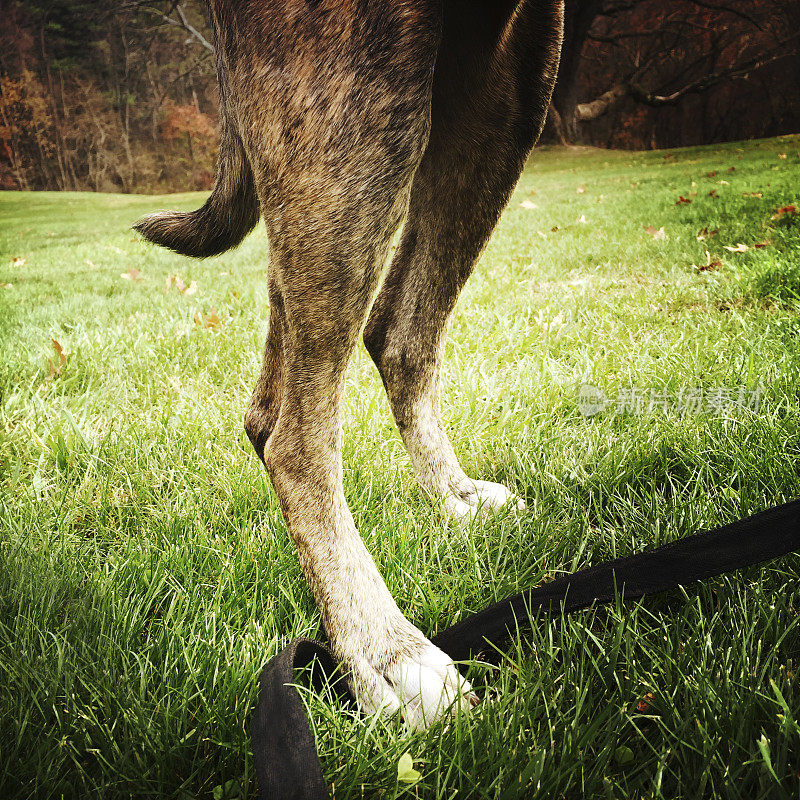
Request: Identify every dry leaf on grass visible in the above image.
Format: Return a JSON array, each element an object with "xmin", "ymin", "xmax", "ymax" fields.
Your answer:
[
  {"xmin": 11, "ymin": 256, "xmax": 26, "ymax": 267},
  {"xmin": 742, "ymin": 191, "xmax": 763, "ymax": 198},
  {"xmin": 520, "ymin": 199, "xmax": 538, "ymax": 209},
  {"xmin": 635, "ymin": 693, "xmax": 656, "ymax": 714},
  {"xmin": 676, "ymin": 196, "xmax": 692, "ymax": 204},
  {"xmin": 165, "ymin": 274, "xmax": 198, "ymax": 295},
  {"xmin": 576, "ymin": 185, "xmax": 586, "ymax": 194},
  {"xmin": 47, "ymin": 338, "xmax": 67, "ymax": 379},
  {"xmin": 694, "ymin": 250, "xmax": 723, "ymax": 271},
  {"xmin": 194, "ymin": 307, "xmax": 223, "ymax": 329},
  {"xmin": 644, "ymin": 225, "xmax": 667, "ymax": 240},
  {"xmin": 753, "ymin": 239, "xmax": 773, "ymax": 249},
  {"xmin": 772, "ymin": 205, "xmax": 797, "ymax": 219},
  {"xmin": 723, "ymin": 243, "xmax": 749, "ymax": 252},
  {"xmin": 696, "ymin": 226, "xmax": 719, "ymax": 241},
  {"xmin": 120, "ymin": 268, "xmax": 142, "ymax": 282}
]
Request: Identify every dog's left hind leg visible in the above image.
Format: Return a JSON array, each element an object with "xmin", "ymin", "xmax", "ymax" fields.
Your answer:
[
  {"xmin": 364, "ymin": 152, "xmax": 526, "ymax": 522},
  {"xmin": 364, "ymin": 1, "xmax": 563, "ymax": 522}
]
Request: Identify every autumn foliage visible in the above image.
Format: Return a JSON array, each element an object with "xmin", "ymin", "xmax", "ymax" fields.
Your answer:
[
  {"xmin": 0, "ymin": 0, "xmax": 219, "ymax": 192},
  {"xmin": 1, "ymin": 0, "xmax": 799, "ymax": 192}
]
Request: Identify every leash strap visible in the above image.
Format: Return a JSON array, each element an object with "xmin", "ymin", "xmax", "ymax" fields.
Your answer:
[{"xmin": 251, "ymin": 499, "xmax": 800, "ymax": 800}]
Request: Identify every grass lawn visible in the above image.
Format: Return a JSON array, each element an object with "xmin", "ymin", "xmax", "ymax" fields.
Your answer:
[{"xmin": 2, "ymin": 135, "xmax": 800, "ymax": 800}]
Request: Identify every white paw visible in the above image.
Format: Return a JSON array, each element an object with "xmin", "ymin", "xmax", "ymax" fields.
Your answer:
[
  {"xmin": 350, "ymin": 643, "xmax": 477, "ymax": 730},
  {"xmin": 443, "ymin": 479, "xmax": 525, "ymax": 522}
]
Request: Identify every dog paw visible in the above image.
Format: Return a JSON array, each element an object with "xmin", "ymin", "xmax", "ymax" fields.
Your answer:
[
  {"xmin": 443, "ymin": 479, "xmax": 525, "ymax": 522},
  {"xmin": 349, "ymin": 640, "xmax": 477, "ymax": 730}
]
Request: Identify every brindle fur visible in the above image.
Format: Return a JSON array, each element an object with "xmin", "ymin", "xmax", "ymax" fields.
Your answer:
[{"xmin": 135, "ymin": 0, "xmax": 563, "ymax": 727}]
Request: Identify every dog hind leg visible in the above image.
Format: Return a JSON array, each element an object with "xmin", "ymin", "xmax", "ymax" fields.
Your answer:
[
  {"xmin": 364, "ymin": 0, "xmax": 564, "ymax": 522},
  {"xmin": 239, "ymin": 1, "xmax": 477, "ymax": 727}
]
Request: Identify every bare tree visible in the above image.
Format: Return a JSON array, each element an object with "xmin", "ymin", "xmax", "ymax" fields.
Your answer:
[{"xmin": 548, "ymin": 0, "xmax": 800, "ymax": 146}]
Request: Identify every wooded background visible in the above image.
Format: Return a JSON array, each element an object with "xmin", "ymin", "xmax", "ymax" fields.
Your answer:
[{"xmin": 2, "ymin": 0, "xmax": 799, "ymax": 193}]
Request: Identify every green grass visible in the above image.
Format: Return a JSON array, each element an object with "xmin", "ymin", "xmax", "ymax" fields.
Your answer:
[{"xmin": 2, "ymin": 135, "xmax": 800, "ymax": 799}]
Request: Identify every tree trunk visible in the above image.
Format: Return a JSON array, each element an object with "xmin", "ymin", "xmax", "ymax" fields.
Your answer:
[
  {"xmin": 40, "ymin": 27, "xmax": 70, "ymax": 190},
  {"xmin": 547, "ymin": 0, "xmax": 603, "ymax": 144}
]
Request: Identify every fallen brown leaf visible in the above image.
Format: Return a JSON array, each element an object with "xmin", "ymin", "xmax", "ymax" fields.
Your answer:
[
  {"xmin": 707, "ymin": 171, "xmax": 717, "ymax": 177},
  {"xmin": 47, "ymin": 338, "xmax": 67, "ymax": 379},
  {"xmin": 635, "ymin": 693, "xmax": 656, "ymax": 714},
  {"xmin": 166, "ymin": 274, "xmax": 198, "ymax": 295},
  {"xmin": 695, "ymin": 250, "xmax": 722, "ymax": 271},
  {"xmin": 676, "ymin": 196, "xmax": 692, "ymax": 205},
  {"xmin": 723, "ymin": 243, "xmax": 749, "ymax": 252},
  {"xmin": 576, "ymin": 186, "xmax": 586, "ymax": 194},
  {"xmin": 644, "ymin": 225, "xmax": 667, "ymax": 240},
  {"xmin": 753, "ymin": 239, "xmax": 773, "ymax": 249},
  {"xmin": 772, "ymin": 205, "xmax": 797, "ymax": 219},
  {"xmin": 708, "ymin": 189, "xmax": 717, "ymax": 198},
  {"xmin": 696, "ymin": 226, "xmax": 719, "ymax": 241},
  {"xmin": 520, "ymin": 200, "xmax": 538, "ymax": 209},
  {"xmin": 121, "ymin": 268, "xmax": 142, "ymax": 282},
  {"xmin": 194, "ymin": 307, "xmax": 223, "ymax": 330},
  {"xmin": 11, "ymin": 256, "xmax": 26, "ymax": 267},
  {"xmin": 742, "ymin": 191, "xmax": 763, "ymax": 198}
]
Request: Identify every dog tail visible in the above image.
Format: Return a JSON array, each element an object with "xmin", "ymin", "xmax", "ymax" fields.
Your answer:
[{"xmin": 133, "ymin": 74, "xmax": 259, "ymax": 257}]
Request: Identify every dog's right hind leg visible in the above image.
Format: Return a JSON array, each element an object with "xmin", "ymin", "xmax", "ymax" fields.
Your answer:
[
  {"xmin": 248, "ymin": 204, "xmax": 476, "ymax": 729},
  {"xmin": 239, "ymin": 1, "xmax": 476, "ymax": 729}
]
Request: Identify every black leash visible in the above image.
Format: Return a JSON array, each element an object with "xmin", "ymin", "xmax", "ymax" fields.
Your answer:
[{"xmin": 251, "ymin": 499, "xmax": 800, "ymax": 800}]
